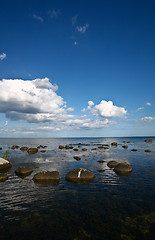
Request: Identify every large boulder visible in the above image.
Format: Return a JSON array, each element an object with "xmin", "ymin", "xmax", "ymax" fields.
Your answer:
[
  {"xmin": 27, "ymin": 148, "xmax": 38, "ymax": 155},
  {"xmin": 0, "ymin": 158, "xmax": 12, "ymax": 172},
  {"xmin": 15, "ymin": 166, "xmax": 33, "ymax": 178},
  {"xmin": 107, "ymin": 160, "xmax": 119, "ymax": 168},
  {"xmin": 66, "ymin": 168, "xmax": 95, "ymax": 182},
  {"xmin": 33, "ymin": 171, "xmax": 60, "ymax": 184},
  {"xmin": 114, "ymin": 162, "xmax": 132, "ymax": 175}
]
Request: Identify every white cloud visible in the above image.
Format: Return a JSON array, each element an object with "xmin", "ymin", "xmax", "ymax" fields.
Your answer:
[
  {"xmin": 146, "ymin": 102, "xmax": 151, "ymax": 106},
  {"xmin": 76, "ymin": 24, "xmax": 89, "ymax": 33},
  {"xmin": 88, "ymin": 100, "xmax": 127, "ymax": 118},
  {"xmin": 0, "ymin": 53, "xmax": 6, "ymax": 61},
  {"xmin": 32, "ymin": 14, "xmax": 44, "ymax": 23},
  {"xmin": 72, "ymin": 15, "xmax": 77, "ymax": 26},
  {"xmin": 48, "ymin": 9, "xmax": 61, "ymax": 18},
  {"xmin": 140, "ymin": 117, "xmax": 155, "ymax": 122},
  {"xmin": 136, "ymin": 107, "xmax": 144, "ymax": 112}
]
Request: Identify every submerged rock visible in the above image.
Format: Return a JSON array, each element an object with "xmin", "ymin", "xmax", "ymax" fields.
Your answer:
[
  {"xmin": 20, "ymin": 146, "xmax": 28, "ymax": 151},
  {"xmin": 65, "ymin": 145, "xmax": 70, "ymax": 149},
  {"xmin": 59, "ymin": 145, "xmax": 64, "ymax": 149},
  {"xmin": 33, "ymin": 171, "xmax": 60, "ymax": 184},
  {"xmin": 97, "ymin": 160, "xmax": 105, "ymax": 163},
  {"xmin": 114, "ymin": 162, "xmax": 132, "ymax": 175},
  {"xmin": 0, "ymin": 158, "xmax": 12, "ymax": 172},
  {"xmin": 145, "ymin": 139, "xmax": 152, "ymax": 142},
  {"xmin": 107, "ymin": 160, "xmax": 119, "ymax": 168},
  {"xmin": 73, "ymin": 148, "xmax": 78, "ymax": 151},
  {"xmin": 82, "ymin": 148, "xmax": 87, "ymax": 151},
  {"xmin": 131, "ymin": 149, "xmax": 138, "ymax": 151},
  {"xmin": 122, "ymin": 145, "xmax": 128, "ymax": 149},
  {"xmin": 27, "ymin": 148, "xmax": 38, "ymax": 155},
  {"xmin": 66, "ymin": 168, "xmax": 95, "ymax": 182},
  {"xmin": 15, "ymin": 166, "xmax": 33, "ymax": 178}
]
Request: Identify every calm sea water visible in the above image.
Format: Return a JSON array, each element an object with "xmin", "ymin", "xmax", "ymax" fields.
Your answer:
[{"xmin": 0, "ymin": 137, "xmax": 155, "ymax": 240}]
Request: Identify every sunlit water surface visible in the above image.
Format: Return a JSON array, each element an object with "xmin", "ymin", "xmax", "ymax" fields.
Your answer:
[{"xmin": 0, "ymin": 137, "xmax": 155, "ymax": 240}]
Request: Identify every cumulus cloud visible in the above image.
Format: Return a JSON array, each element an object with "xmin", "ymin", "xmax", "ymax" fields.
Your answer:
[
  {"xmin": 140, "ymin": 117, "xmax": 155, "ymax": 122},
  {"xmin": 32, "ymin": 14, "xmax": 44, "ymax": 23},
  {"xmin": 76, "ymin": 24, "xmax": 89, "ymax": 33},
  {"xmin": 86, "ymin": 100, "xmax": 127, "ymax": 118},
  {"xmin": 0, "ymin": 53, "xmax": 6, "ymax": 61},
  {"xmin": 145, "ymin": 102, "xmax": 151, "ymax": 106}
]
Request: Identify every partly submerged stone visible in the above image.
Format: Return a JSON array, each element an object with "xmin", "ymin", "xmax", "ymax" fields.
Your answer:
[
  {"xmin": 33, "ymin": 171, "xmax": 60, "ymax": 184},
  {"xmin": 82, "ymin": 148, "xmax": 87, "ymax": 151},
  {"xmin": 145, "ymin": 149, "xmax": 151, "ymax": 152},
  {"xmin": 114, "ymin": 162, "xmax": 132, "ymax": 175},
  {"xmin": 66, "ymin": 168, "xmax": 95, "ymax": 182},
  {"xmin": 107, "ymin": 160, "xmax": 119, "ymax": 168},
  {"xmin": 11, "ymin": 145, "xmax": 19, "ymax": 149},
  {"xmin": 97, "ymin": 160, "xmax": 105, "ymax": 163},
  {"xmin": 131, "ymin": 149, "xmax": 138, "ymax": 151},
  {"xmin": 0, "ymin": 173, "xmax": 8, "ymax": 182},
  {"xmin": 15, "ymin": 166, "xmax": 33, "ymax": 178},
  {"xmin": 145, "ymin": 139, "xmax": 152, "ymax": 142},
  {"xmin": 111, "ymin": 142, "xmax": 118, "ymax": 147},
  {"xmin": 122, "ymin": 145, "xmax": 128, "ymax": 149},
  {"xmin": 73, "ymin": 156, "xmax": 81, "ymax": 161},
  {"xmin": 59, "ymin": 145, "xmax": 64, "ymax": 149},
  {"xmin": 27, "ymin": 148, "xmax": 38, "ymax": 155},
  {"xmin": 0, "ymin": 158, "xmax": 12, "ymax": 172}
]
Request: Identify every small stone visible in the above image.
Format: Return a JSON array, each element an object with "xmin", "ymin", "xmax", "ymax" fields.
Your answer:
[
  {"xmin": 15, "ymin": 166, "xmax": 33, "ymax": 178},
  {"xmin": 11, "ymin": 145, "xmax": 19, "ymax": 149},
  {"xmin": 97, "ymin": 160, "xmax": 105, "ymax": 163},
  {"xmin": 73, "ymin": 148, "xmax": 78, "ymax": 151},
  {"xmin": 27, "ymin": 148, "xmax": 38, "ymax": 155},
  {"xmin": 73, "ymin": 156, "xmax": 81, "ymax": 161},
  {"xmin": 122, "ymin": 145, "xmax": 128, "ymax": 149},
  {"xmin": 98, "ymin": 146, "xmax": 104, "ymax": 149},
  {"xmin": 82, "ymin": 148, "xmax": 87, "ymax": 151},
  {"xmin": 65, "ymin": 145, "xmax": 70, "ymax": 149},
  {"xmin": 59, "ymin": 145, "xmax": 64, "ymax": 149},
  {"xmin": 131, "ymin": 149, "xmax": 138, "ymax": 151},
  {"xmin": 107, "ymin": 160, "xmax": 119, "ymax": 168},
  {"xmin": 40, "ymin": 150, "xmax": 46, "ymax": 153},
  {"xmin": 20, "ymin": 146, "xmax": 28, "ymax": 151},
  {"xmin": 145, "ymin": 139, "xmax": 152, "ymax": 142},
  {"xmin": 145, "ymin": 150, "xmax": 151, "ymax": 152},
  {"xmin": 33, "ymin": 171, "xmax": 60, "ymax": 184},
  {"xmin": 97, "ymin": 169, "xmax": 105, "ymax": 173},
  {"xmin": 111, "ymin": 142, "xmax": 118, "ymax": 147}
]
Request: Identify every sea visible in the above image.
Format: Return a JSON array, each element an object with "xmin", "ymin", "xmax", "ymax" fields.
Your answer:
[{"xmin": 0, "ymin": 137, "xmax": 154, "ymax": 240}]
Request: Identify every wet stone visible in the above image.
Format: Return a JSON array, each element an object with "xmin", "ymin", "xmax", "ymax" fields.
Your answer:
[
  {"xmin": 82, "ymin": 148, "xmax": 87, "ymax": 151},
  {"xmin": 97, "ymin": 160, "xmax": 105, "ymax": 163},
  {"xmin": 145, "ymin": 150, "xmax": 151, "ymax": 152},
  {"xmin": 20, "ymin": 146, "xmax": 28, "ymax": 151},
  {"xmin": 59, "ymin": 145, "xmax": 64, "ymax": 149},
  {"xmin": 107, "ymin": 160, "xmax": 119, "ymax": 168},
  {"xmin": 97, "ymin": 169, "xmax": 105, "ymax": 173},
  {"xmin": 15, "ymin": 166, "xmax": 33, "ymax": 178},
  {"xmin": 114, "ymin": 162, "xmax": 132, "ymax": 175},
  {"xmin": 66, "ymin": 168, "xmax": 95, "ymax": 182},
  {"xmin": 131, "ymin": 149, "xmax": 138, "ymax": 151},
  {"xmin": 27, "ymin": 148, "xmax": 38, "ymax": 155},
  {"xmin": 0, "ymin": 173, "xmax": 8, "ymax": 182},
  {"xmin": 73, "ymin": 148, "xmax": 78, "ymax": 151},
  {"xmin": 73, "ymin": 156, "xmax": 81, "ymax": 161},
  {"xmin": 111, "ymin": 142, "xmax": 118, "ymax": 147},
  {"xmin": 11, "ymin": 145, "xmax": 19, "ymax": 149},
  {"xmin": 33, "ymin": 171, "xmax": 60, "ymax": 184},
  {"xmin": 145, "ymin": 139, "xmax": 152, "ymax": 142},
  {"xmin": 122, "ymin": 145, "xmax": 128, "ymax": 149}
]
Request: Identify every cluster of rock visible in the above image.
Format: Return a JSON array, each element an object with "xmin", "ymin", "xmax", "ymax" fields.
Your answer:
[{"xmin": 107, "ymin": 160, "xmax": 132, "ymax": 176}]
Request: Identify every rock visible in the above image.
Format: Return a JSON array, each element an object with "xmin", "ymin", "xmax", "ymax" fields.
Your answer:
[
  {"xmin": 145, "ymin": 139, "xmax": 152, "ymax": 142},
  {"xmin": 0, "ymin": 147, "xmax": 2, "ymax": 150},
  {"xmin": 82, "ymin": 148, "xmax": 87, "ymax": 151},
  {"xmin": 59, "ymin": 145, "xmax": 64, "ymax": 149},
  {"xmin": 15, "ymin": 166, "xmax": 33, "ymax": 178},
  {"xmin": 73, "ymin": 156, "xmax": 81, "ymax": 161},
  {"xmin": 97, "ymin": 169, "xmax": 105, "ymax": 173},
  {"xmin": 73, "ymin": 148, "xmax": 78, "ymax": 151},
  {"xmin": 107, "ymin": 160, "xmax": 119, "ymax": 168},
  {"xmin": 66, "ymin": 168, "xmax": 95, "ymax": 182},
  {"xmin": 97, "ymin": 160, "xmax": 105, "ymax": 163},
  {"xmin": 27, "ymin": 148, "xmax": 38, "ymax": 155},
  {"xmin": 145, "ymin": 150, "xmax": 151, "ymax": 152},
  {"xmin": 131, "ymin": 149, "xmax": 138, "ymax": 151},
  {"xmin": 11, "ymin": 145, "xmax": 19, "ymax": 149},
  {"xmin": 40, "ymin": 150, "xmax": 46, "ymax": 153},
  {"xmin": 0, "ymin": 173, "xmax": 8, "ymax": 182},
  {"xmin": 91, "ymin": 148, "xmax": 97, "ymax": 150},
  {"xmin": 65, "ymin": 145, "xmax": 70, "ymax": 149},
  {"xmin": 103, "ymin": 146, "xmax": 109, "ymax": 149},
  {"xmin": 114, "ymin": 162, "xmax": 132, "ymax": 175},
  {"xmin": 111, "ymin": 142, "xmax": 118, "ymax": 147},
  {"xmin": 98, "ymin": 146, "xmax": 104, "ymax": 149},
  {"xmin": 122, "ymin": 145, "xmax": 128, "ymax": 149},
  {"xmin": 0, "ymin": 158, "xmax": 12, "ymax": 172},
  {"xmin": 20, "ymin": 146, "xmax": 28, "ymax": 151},
  {"xmin": 33, "ymin": 171, "xmax": 60, "ymax": 184}
]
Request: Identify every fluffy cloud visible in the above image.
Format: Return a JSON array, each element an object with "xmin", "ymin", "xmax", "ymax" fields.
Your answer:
[
  {"xmin": 0, "ymin": 53, "xmax": 6, "ymax": 61},
  {"xmin": 76, "ymin": 24, "xmax": 89, "ymax": 33},
  {"xmin": 32, "ymin": 14, "xmax": 44, "ymax": 23},
  {"xmin": 86, "ymin": 100, "xmax": 127, "ymax": 118},
  {"xmin": 145, "ymin": 102, "xmax": 151, "ymax": 106},
  {"xmin": 140, "ymin": 117, "xmax": 155, "ymax": 122}
]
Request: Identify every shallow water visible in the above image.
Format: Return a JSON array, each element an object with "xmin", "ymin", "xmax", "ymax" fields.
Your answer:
[{"xmin": 0, "ymin": 137, "xmax": 155, "ymax": 240}]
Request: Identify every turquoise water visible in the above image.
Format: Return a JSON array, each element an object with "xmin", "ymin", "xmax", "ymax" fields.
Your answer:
[{"xmin": 0, "ymin": 137, "xmax": 155, "ymax": 240}]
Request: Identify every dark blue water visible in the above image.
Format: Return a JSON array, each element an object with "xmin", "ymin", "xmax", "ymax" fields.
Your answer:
[{"xmin": 0, "ymin": 137, "xmax": 155, "ymax": 240}]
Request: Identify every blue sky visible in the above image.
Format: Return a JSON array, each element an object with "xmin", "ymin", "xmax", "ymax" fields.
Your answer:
[{"xmin": 0, "ymin": 0, "xmax": 155, "ymax": 137}]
